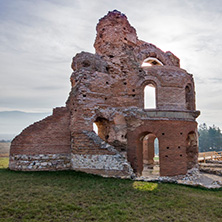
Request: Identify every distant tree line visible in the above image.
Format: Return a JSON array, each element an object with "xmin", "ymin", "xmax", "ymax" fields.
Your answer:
[
  {"xmin": 0, "ymin": 139, "xmax": 11, "ymax": 143},
  {"xmin": 198, "ymin": 123, "xmax": 222, "ymax": 152}
]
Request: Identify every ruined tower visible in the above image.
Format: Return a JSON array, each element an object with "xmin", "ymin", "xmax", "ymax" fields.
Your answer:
[{"xmin": 9, "ymin": 10, "xmax": 200, "ymax": 177}]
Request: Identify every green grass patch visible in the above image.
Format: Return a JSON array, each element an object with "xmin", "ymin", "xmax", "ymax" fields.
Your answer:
[
  {"xmin": 0, "ymin": 157, "xmax": 9, "ymax": 168},
  {"xmin": 133, "ymin": 181, "xmax": 158, "ymax": 191},
  {"xmin": 0, "ymin": 169, "xmax": 221, "ymax": 221}
]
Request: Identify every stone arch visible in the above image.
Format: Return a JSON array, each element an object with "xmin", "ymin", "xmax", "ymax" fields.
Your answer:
[{"xmin": 186, "ymin": 131, "xmax": 198, "ymax": 170}]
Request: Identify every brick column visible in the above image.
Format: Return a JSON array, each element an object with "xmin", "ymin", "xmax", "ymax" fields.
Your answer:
[
  {"xmin": 143, "ymin": 139, "xmax": 148, "ymax": 164},
  {"xmin": 147, "ymin": 134, "xmax": 156, "ymax": 165}
]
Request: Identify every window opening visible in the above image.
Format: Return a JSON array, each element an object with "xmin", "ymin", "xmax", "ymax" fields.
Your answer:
[
  {"xmin": 93, "ymin": 123, "xmax": 98, "ymax": 134},
  {"xmin": 93, "ymin": 117, "xmax": 110, "ymax": 142},
  {"xmin": 144, "ymin": 84, "xmax": 156, "ymax": 109},
  {"xmin": 141, "ymin": 57, "xmax": 163, "ymax": 67}
]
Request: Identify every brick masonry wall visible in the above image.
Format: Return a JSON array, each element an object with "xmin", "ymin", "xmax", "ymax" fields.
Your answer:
[
  {"xmin": 127, "ymin": 119, "xmax": 198, "ymax": 176},
  {"xmin": 10, "ymin": 107, "xmax": 71, "ymax": 156},
  {"xmin": 9, "ymin": 11, "xmax": 200, "ymax": 178}
]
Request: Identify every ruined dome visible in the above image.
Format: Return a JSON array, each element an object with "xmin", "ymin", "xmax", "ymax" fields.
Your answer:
[
  {"xmin": 94, "ymin": 10, "xmax": 180, "ymax": 68},
  {"xmin": 94, "ymin": 10, "xmax": 138, "ymax": 55}
]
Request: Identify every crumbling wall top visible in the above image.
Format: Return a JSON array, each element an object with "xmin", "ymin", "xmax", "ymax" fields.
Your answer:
[{"xmin": 94, "ymin": 10, "xmax": 180, "ymax": 67}]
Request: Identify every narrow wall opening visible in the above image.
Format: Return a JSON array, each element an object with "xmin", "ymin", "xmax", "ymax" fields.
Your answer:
[
  {"xmin": 142, "ymin": 133, "xmax": 160, "ymax": 177},
  {"xmin": 144, "ymin": 84, "xmax": 156, "ymax": 109},
  {"xmin": 93, "ymin": 123, "xmax": 98, "ymax": 134},
  {"xmin": 93, "ymin": 117, "xmax": 110, "ymax": 142},
  {"xmin": 185, "ymin": 84, "xmax": 194, "ymax": 110}
]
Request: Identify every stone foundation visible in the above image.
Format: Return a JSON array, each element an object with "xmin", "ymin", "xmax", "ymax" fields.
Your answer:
[
  {"xmin": 9, "ymin": 154, "xmax": 71, "ymax": 171},
  {"xmin": 71, "ymin": 153, "xmax": 134, "ymax": 178}
]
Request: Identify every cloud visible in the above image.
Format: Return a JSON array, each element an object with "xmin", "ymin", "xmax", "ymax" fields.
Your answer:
[{"xmin": 0, "ymin": 0, "xmax": 222, "ymax": 130}]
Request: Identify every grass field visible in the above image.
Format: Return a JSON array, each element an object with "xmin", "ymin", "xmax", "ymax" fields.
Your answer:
[
  {"xmin": 0, "ymin": 157, "xmax": 221, "ymax": 222},
  {"xmin": 0, "ymin": 157, "xmax": 9, "ymax": 168}
]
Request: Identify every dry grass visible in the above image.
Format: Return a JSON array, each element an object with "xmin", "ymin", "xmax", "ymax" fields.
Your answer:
[{"xmin": 0, "ymin": 157, "xmax": 9, "ymax": 168}]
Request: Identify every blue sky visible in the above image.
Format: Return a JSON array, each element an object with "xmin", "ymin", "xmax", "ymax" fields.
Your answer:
[{"xmin": 0, "ymin": 0, "xmax": 222, "ymax": 134}]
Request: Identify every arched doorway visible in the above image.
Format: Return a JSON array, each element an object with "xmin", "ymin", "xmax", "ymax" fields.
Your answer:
[{"xmin": 140, "ymin": 133, "xmax": 160, "ymax": 177}]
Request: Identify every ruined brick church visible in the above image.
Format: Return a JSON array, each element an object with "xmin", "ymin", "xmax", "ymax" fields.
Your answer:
[{"xmin": 9, "ymin": 10, "xmax": 200, "ymax": 178}]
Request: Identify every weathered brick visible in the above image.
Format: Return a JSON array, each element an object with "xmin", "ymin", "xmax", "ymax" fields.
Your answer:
[{"xmin": 9, "ymin": 10, "xmax": 200, "ymax": 178}]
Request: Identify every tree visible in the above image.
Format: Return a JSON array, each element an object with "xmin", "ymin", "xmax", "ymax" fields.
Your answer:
[{"xmin": 198, "ymin": 123, "xmax": 222, "ymax": 152}]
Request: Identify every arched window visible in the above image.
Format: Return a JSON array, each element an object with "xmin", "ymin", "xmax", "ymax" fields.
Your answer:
[
  {"xmin": 144, "ymin": 84, "xmax": 156, "ymax": 109},
  {"xmin": 141, "ymin": 57, "xmax": 163, "ymax": 67}
]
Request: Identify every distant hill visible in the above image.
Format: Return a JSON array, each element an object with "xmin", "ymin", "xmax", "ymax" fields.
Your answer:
[{"xmin": 0, "ymin": 111, "xmax": 51, "ymax": 140}]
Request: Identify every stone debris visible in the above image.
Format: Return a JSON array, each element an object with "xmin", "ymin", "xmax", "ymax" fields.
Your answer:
[
  {"xmin": 199, "ymin": 162, "xmax": 222, "ymax": 176},
  {"xmin": 135, "ymin": 168, "xmax": 222, "ymax": 189}
]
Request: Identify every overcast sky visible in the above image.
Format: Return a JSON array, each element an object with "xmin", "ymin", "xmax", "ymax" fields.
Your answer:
[{"xmin": 0, "ymin": 0, "xmax": 222, "ymax": 131}]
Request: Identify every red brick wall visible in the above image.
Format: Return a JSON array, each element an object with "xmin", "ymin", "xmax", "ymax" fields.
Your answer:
[
  {"xmin": 127, "ymin": 119, "xmax": 198, "ymax": 176},
  {"xmin": 10, "ymin": 107, "xmax": 71, "ymax": 155}
]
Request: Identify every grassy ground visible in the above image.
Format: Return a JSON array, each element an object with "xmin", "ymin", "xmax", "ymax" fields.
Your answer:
[
  {"xmin": 0, "ymin": 157, "xmax": 9, "ymax": 168},
  {"xmin": 0, "ymin": 158, "xmax": 221, "ymax": 222}
]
